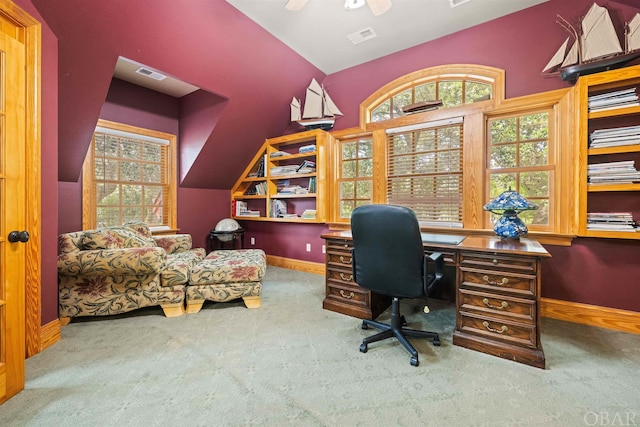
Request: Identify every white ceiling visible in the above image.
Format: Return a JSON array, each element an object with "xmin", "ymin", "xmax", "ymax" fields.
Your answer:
[{"xmin": 226, "ymin": 0, "xmax": 549, "ymax": 74}]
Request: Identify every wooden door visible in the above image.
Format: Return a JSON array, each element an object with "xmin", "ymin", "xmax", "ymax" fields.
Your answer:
[{"xmin": 0, "ymin": 17, "xmax": 27, "ymax": 402}]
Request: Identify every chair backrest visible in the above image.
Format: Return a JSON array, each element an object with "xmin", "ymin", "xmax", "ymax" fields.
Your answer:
[{"xmin": 351, "ymin": 204, "xmax": 425, "ymax": 299}]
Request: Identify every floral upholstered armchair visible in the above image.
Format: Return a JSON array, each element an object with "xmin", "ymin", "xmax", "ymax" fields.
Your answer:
[{"xmin": 57, "ymin": 222, "xmax": 205, "ymax": 322}]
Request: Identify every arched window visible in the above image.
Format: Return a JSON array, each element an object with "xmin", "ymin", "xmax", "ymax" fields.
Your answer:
[{"xmin": 361, "ymin": 65, "xmax": 504, "ymax": 125}]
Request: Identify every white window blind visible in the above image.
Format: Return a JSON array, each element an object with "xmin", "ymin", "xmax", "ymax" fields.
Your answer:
[{"xmin": 386, "ymin": 117, "xmax": 463, "ymax": 227}]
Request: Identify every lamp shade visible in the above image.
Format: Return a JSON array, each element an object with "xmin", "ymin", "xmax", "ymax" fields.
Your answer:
[
  {"xmin": 484, "ymin": 189, "xmax": 538, "ymax": 239},
  {"xmin": 483, "ymin": 189, "xmax": 538, "ymax": 213}
]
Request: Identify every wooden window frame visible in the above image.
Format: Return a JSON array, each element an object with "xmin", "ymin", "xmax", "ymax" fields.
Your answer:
[
  {"xmin": 82, "ymin": 119, "xmax": 178, "ymax": 232},
  {"xmin": 327, "ymin": 65, "xmax": 577, "ymax": 244}
]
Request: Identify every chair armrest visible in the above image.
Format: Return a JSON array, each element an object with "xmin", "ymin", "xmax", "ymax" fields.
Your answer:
[
  {"xmin": 424, "ymin": 252, "xmax": 444, "ymax": 295},
  {"xmin": 57, "ymin": 247, "xmax": 166, "ymax": 276},
  {"xmin": 153, "ymin": 234, "xmax": 193, "ymax": 254}
]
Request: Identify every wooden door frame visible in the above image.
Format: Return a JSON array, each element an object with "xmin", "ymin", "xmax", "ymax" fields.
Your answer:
[{"xmin": 0, "ymin": 0, "xmax": 42, "ymax": 358}]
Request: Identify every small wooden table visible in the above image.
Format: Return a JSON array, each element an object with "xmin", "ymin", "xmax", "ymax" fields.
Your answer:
[
  {"xmin": 321, "ymin": 231, "xmax": 551, "ymax": 369},
  {"xmin": 208, "ymin": 228, "xmax": 245, "ymax": 252}
]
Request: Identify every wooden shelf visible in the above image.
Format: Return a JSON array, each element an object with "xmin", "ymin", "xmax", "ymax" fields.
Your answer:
[
  {"xmin": 582, "ymin": 230, "xmax": 640, "ymax": 240},
  {"xmin": 588, "ymin": 183, "xmax": 640, "ymax": 192},
  {"xmin": 230, "ymin": 129, "xmax": 330, "ymax": 222},
  {"xmin": 578, "ymin": 64, "xmax": 640, "ymax": 240}
]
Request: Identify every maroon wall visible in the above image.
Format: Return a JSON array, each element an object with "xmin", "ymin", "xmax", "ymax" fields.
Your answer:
[
  {"xmin": 29, "ymin": 0, "xmax": 640, "ymax": 324},
  {"xmin": 248, "ymin": 0, "xmax": 640, "ymax": 312}
]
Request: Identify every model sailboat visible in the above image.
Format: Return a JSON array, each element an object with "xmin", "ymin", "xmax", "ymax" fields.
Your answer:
[
  {"xmin": 542, "ymin": 3, "xmax": 640, "ymax": 83},
  {"xmin": 291, "ymin": 78, "xmax": 343, "ymax": 131}
]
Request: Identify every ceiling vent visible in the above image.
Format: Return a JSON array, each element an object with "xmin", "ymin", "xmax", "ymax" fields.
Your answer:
[
  {"xmin": 448, "ymin": 0, "xmax": 472, "ymax": 7},
  {"xmin": 347, "ymin": 27, "xmax": 377, "ymax": 45},
  {"xmin": 134, "ymin": 67, "xmax": 167, "ymax": 81}
]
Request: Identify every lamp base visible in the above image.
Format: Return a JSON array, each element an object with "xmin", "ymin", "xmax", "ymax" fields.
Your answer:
[{"xmin": 494, "ymin": 212, "xmax": 528, "ymax": 239}]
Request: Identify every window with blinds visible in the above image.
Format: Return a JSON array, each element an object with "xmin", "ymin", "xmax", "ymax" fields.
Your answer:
[
  {"xmin": 83, "ymin": 120, "xmax": 176, "ymax": 229},
  {"xmin": 386, "ymin": 118, "xmax": 463, "ymax": 227}
]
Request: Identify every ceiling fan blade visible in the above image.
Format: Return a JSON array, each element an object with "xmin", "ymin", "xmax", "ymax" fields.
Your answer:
[
  {"xmin": 285, "ymin": 0, "xmax": 309, "ymax": 11},
  {"xmin": 365, "ymin": 0, "xmax": 392, "ymax": 16}
]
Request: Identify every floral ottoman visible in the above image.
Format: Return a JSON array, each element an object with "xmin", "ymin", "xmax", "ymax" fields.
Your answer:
[{"xmin": 186, "ymin": 249, "xmax": 266, "ymax": 313}]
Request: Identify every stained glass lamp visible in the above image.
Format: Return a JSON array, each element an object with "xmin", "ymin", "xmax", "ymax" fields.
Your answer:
[{"xmin": 483, "ymin": 189, "xmax": 538, "ymax": 239}]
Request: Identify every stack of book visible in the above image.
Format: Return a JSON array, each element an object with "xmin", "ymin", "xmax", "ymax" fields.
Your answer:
[
  {"xmin": 270, "ymin": 165, "xmax": 299, "ymax": 176},
  {"xmin": 588, "ymin": 88, "xmax": 640, "ymax": 112},
  {"xmin": 301, "ymin": 209, "xmax": 316, "ymax": 219},
  {"xmin": 590, "ymin": 125, "xmax": 640, "ymax": 149},
  {"xmin": 587, "ymin": 212, "xmax": 637, "ymax": 232},
  {"xmin": 298, "ymin": 144, "xmax": 316, "ymax": 154},
  {"xmin": 276, "ymin": 185, "xmax": 308, "ymax": 196},
  {"xmin": 296, "ymin": 160, "xmax": 316, "ymax": 174},
  {"xmin": 588, "ymin": 161, "xmax": 640, "ymax": 184},
  {"xmin": 270, "ymin": 199, "xmax": 288, "ymax": 218}
]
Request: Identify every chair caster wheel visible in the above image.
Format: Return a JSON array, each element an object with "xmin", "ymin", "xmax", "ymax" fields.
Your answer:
[
  {"xmin": 410, "ymin": 356, "xmax": 419, "ymax": 367},
  {"xmin": 401, "ymin": 315, "xmax": 407, "ymax": 326},
  {"xmin": 433, "ymin": 338, "xmax": 441, "ymax": 347},
  {"xmin": 362, "ymin": 322, "xmax": 369, "ymax": 330},
  {"xmin": 360, "ymin": 343, "xmax": 368, "ymax": 353}
]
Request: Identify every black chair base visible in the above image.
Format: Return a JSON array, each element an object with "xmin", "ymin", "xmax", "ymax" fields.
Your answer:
[{"xmin": 359, "ymin": 298, "xmax": 440, "ymax": 366}]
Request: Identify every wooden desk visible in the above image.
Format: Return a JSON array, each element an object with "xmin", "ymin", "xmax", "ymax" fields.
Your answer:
[{"xmin": 321, "ymin": 231, "xmax": 551, "ymax": 369}]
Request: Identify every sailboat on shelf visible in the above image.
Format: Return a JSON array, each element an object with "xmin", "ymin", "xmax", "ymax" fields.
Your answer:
[
  {"xmin": 542, "ymin": 2, "xmax": 640, "ymax": 83},
  {"xmin": 291, "ymin": 78, "xmax": 343, "ymax": 131}
]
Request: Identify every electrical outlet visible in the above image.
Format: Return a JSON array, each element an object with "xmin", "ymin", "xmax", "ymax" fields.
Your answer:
[
  {"xmin": 250, "ymin": 237, "xmax": 255, "ymax": 245},
  {"xmin": 322, "ymin": 245, "xmax": 326, "ymax": 254},
  {"xmin": 306, "ymin": 243, "xmax": 311, "ymax": 252}
]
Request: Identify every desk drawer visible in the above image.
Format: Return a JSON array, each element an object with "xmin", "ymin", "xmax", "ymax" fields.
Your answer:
[
  {"xmin": 327, "ymin": 267, "xmax": 355, "ymax": 284},
  {"xmin": 460, "ymin": 268, "xmax": 536, "ymax": 297},
  {"xmin": 460, "ymin": 253, "xmax": 537, "ymax": 274},
  {"xmin": 326, "ymin": 281, "xmax": 369, "ymax": 306},
  {"xmin": 458, "ymin": 312, "xmax": 536, "ymax": 348},
  {"xmin": 327, "ymin": 251, "xmax": 353, "ymax": 269},
  {"xmin": 458, "ymin": 288, "xmax": 535, "ymax": 323}
]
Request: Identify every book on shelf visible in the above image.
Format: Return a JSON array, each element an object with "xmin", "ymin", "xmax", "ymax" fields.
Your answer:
[
  {"xmin": 296, "ymin": 159, "xmax": 316, "ymax": 173},
  {"xmin": 587, "ymin": 212, "xmax": 637, "ymax": 231},
  {"xmin": 270, "ymin": 165, "xmax": 299, "ymax": 176},
  {"xmin": 588, "ymin": 160, "xmax": 640, "ymax": 184},
  {"xmin": 301, "ymin": 209, "xmax": 316, "ymax": 219},
  {"xmin": 270, "ymin": 199, "xmax": 288, "ymax": 218},
  {"xmin": 233, "ymin": 200, "xmax": 248, "ymax": 216},
  {"xmin": 308, "ymin": 177, "xmax": 316, "ymax": 193},
  {"xmin": 298, "ymin": 144, "xmax": 316, "ymax": 154},
  {"xmin": 237, "ymin": 210, "xmax": 260, "ymax": 217},
  {"xmin": 589, "ymin": 125, "xmax": 640, "ymax": 148},
  {"xmin": 588, "ymin": 88, "xmax": 640, "ymax": 112}
]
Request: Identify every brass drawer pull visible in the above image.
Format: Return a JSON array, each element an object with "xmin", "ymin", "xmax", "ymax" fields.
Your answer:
[
  {"xmin": 339, "ymin": 256, "xmax": 351, "ymax": 264},
  {"xmin": 483, "ymin": 275, "xmax": 508, "ymax": 286},
  {"xmin": 482, "ymin": 298, "xmax": 508, "ymax": 310},
  {"xmin": 340, "ymin": 290, "xmax": 355, "ymax": 299},
  {"xmin": 482, "ymin": 321, "xmax": 508, "ymax": 334},
  {"xmin": 339, "ymin": 273, "xmax": 353, "ymax": 281}
]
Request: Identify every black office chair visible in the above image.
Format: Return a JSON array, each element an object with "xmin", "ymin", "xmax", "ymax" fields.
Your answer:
[{"xmin": 351, "ymin": 204, "xmax": 444, "ymax": 366}]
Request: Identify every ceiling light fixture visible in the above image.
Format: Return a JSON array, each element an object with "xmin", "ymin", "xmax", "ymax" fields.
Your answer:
[{"xmin": 344, "ymin": 0, "xmax": 366, "ymax": 11}]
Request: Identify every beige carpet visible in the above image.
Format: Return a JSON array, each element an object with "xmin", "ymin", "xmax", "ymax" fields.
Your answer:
[{"xmin": 1, "ymin": 266, "xmax": 638, "ymax": 426}]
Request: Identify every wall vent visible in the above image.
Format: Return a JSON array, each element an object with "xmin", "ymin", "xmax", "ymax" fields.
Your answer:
[
  {"xmin": 134, "ymin": 67, "xmax": 167, "ymax": 81},
  {"xmin": 448, "ymin": 0, "xmax": 471, "ymax": 7},
  {"xmin": 347, "ymin": 27, "xmax": 377, "ymax": 45}
]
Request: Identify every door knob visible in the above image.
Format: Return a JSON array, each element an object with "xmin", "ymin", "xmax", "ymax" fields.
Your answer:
[{"xmin": 8, "ymin": 230, "xmax": 30, "ymax": 243}]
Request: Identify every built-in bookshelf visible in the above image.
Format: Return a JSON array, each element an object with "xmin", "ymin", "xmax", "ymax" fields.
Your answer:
[
  {"xmin": 577, "ymin": 64, "xmax": 640, "ymax": 239},
  {"xmin": 230, "ymin": 129, "xmax": 330, "ymax": 222}
]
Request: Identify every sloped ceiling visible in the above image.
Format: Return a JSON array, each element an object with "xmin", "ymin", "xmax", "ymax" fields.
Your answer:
[{"xmin": 33, "ymin": 0, "xmax": 324, "ymax": 188}]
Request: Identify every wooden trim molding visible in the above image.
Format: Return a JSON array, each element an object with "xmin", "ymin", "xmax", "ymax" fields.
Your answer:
[
  {"xmin": 39, "ymin": 319, "xmax": 62, "ymax": 353},
  {"xmin": 541, "ymin": 298, "xmax": 640, "ymax": 335},
  {"xmin": 266, "ymin": 255, "xmax": 324, "ymax": 275}
]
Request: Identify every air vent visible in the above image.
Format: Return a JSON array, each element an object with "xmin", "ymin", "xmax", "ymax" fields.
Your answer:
[
  {"xmin": 134, "ymin": 67, "xmax": 167, "ymax": 81},
  {"xmin": 347, "ymin": 27, "xmax": 377, "ymax": 45},
  {"xmin": 448, "ymin": 0, "xmax": 471, "ymax": 7}
]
